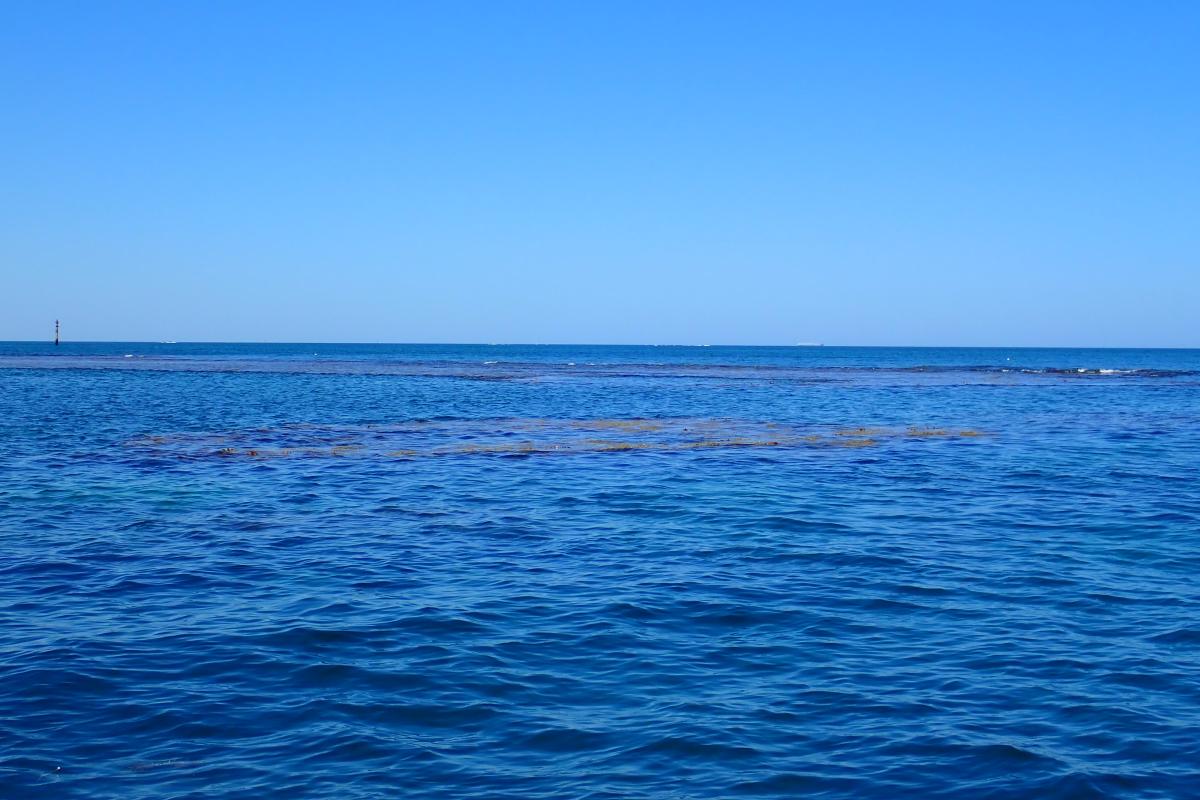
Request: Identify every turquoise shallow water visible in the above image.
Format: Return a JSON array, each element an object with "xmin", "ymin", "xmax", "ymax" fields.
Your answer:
[{"xmin": 2, "ymin": 343, "xmax": 1199, "ymax": 798}]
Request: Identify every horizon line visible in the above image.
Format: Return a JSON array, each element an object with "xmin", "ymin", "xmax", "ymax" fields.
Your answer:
[{"xmin": 2, "ymin": 339, "xmax": 1198, "ymax": 351}]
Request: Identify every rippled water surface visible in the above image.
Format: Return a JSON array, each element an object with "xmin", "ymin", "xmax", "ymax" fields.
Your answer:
[{"xmin": 2, "ymin": 343, "xmax": 1199, "ymax": 799}]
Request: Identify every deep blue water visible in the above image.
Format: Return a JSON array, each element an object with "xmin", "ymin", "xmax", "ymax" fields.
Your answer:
[{"xmin": 2, "ymin": 343, "xmax": 1198, "ymax": 799}]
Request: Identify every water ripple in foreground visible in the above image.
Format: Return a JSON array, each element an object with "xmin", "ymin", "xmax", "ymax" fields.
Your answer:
[{"xmin": 1, "ymin": 345, "xmax": 1199, "ymax": 799}]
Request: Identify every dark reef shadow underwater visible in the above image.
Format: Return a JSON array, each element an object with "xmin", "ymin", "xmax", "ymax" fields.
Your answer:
[{"xmin": 1, "ymin": 343, "xmax": 1198, "ymax": 799}]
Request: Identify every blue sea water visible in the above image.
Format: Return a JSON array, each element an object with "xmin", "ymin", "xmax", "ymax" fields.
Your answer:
[{"xmin": 1, "ymin": 343, "xmax": 1198, "ymax": 799}]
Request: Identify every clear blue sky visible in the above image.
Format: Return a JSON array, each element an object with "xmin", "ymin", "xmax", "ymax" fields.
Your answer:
[{"xmin": 2, "ymin": 1, "xmax": 1197, "ymax": 346}]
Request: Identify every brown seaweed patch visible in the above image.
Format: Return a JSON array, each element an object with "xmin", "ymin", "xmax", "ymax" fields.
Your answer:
[
  {"xmin": 834, "ymin": 427, "xmax": 885, "ymax": 437},
  {"xmin": 906, "ymin": 427, "xmax": 951, "ymax": 438},
  {"xmin": 901, "ymin": 427, "xmax": 986, "ymax": 439},
  {"xmin": 138, "ymin": 418, "xmax": 987, "ymax": 462},
  {"xmin": 453, "ymin": 441, "xmax": 543, "ymax": 455},
  {"xmin": 509, "ymin": 418, "xmax": 555, "ymax": 431},
  {"xmin": 570, "ymin": 419, "xmax": 663, "ymax": 432},
  {"xmin": 594, "ymin": 442, "xmax": 657, "ymax": 452},
  {"xmin": 680, "ymin": 438, "xmax": 781, "ymax": 449},
  {"xmin": 127, "ymin": 433, "xmax": 223, "ymax": 447},
  {"xmin": 831, "ymin": 438, "xmax": 878, "ymax": 448}
]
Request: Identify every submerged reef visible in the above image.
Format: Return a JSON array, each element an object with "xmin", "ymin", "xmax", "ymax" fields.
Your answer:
[{"xmin": 125, "ymin": 418, "xmax": 987, "ymax": 461}]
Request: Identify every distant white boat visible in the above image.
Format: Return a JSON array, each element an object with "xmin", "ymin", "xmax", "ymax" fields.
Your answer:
[{"xmin": 795, "ymin": 342, "xmax": 824, "ymax": 347}]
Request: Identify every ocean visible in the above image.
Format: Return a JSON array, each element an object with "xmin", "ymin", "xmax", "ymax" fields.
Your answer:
[{"xmin": 1, "ymin": 342, "xmax": 1198, "ymax": 798}]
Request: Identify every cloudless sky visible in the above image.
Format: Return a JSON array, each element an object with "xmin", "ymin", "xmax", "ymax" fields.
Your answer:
[{"xmin": 2, "ymin": 1, "xmax": 1197, "ymax": 345}]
